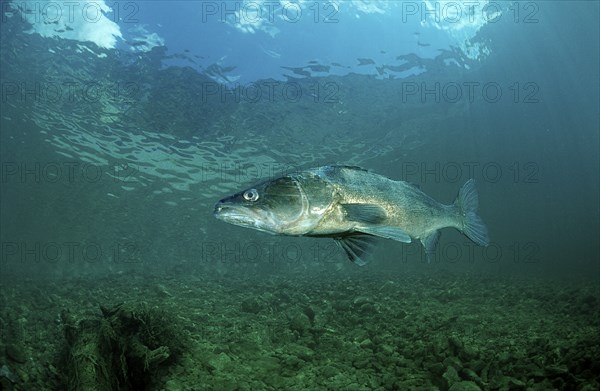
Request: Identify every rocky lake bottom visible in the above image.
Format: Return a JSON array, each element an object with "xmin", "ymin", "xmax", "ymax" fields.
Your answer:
[{"xmin": 1, "ymin": 270, "xmax": 598, "ymax": 390}]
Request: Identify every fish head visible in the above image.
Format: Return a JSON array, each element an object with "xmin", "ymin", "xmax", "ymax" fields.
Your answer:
[{"xmin": 214, "ymin": 173, "xmax": 331, "ymax": 235}]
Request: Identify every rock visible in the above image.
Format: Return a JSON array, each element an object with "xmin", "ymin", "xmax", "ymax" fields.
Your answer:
[
  {"xmin": 0, "ymin": 365, "xmax": 17, "ymax": 383},
  {"xmin": 352, "ymin": 296, "xmax": 371, "ymax": 306},
  {"xmin": 551, "ymin": 376, "xmax": 565, "ymax": 389},
  {"xmin": 497, "ymin": 351, "xmax": 510, "ymax": 364},
  {"xmin": 359, "ymin": 303, "xmax": 378, "ymax": 314},
  {"xmin": 460, "ymin": 367, "xmax": 482, "ymax": 384},
  {"xmin": 281, "ymin": 355, "xmax": 303, "ymax": 371},
  {"xmin": 443, "ymin": 365, "xmax": 461, "ymax": 388},
  {"xmin": 346, "ymin": 383, "xmax": 362, "ymax": 391},
  {"xmin": 352, "ymin": 357, "xmax": 370, "ymax": 369},
  {"xmin": 321, "ymin": 365, "xmax": 337, "ymax": 378},
  {"xmin": 207, "ymin": 352, "xmax": 232, "ymax": 372},
  {"xmin": 286, "ymin": 343, "xmax": 314, "ymax": 361},
  {"xmin": 493, "ymin": 376, "xmax": 526, "ymax": 391},
  {"xmin": 154, "ymin": 284, "xmax": 172, "ymax": 297},
  {"xmin": 289, "ymin": 313, "xmax": 311, "ymax": 334},
  {"xmin": 6, "ymin": 344, "xmax": 27, "ymax": 363},
  {"xmin": 255, "ymin": 356, "xmax": 280, "ymax": 373},
  {"xmin": 581, "ymin": 294, "xmax": 597, "ymax": 305},
  {"xmin": 380, "ymin": 344, "xmax": 394, "ymax": 355},
  {"xmin": 443, "ymin": 356, "xmax": 463, "ymax": 371},
  {"xmin": 578, "ymin": 385, "xmax": 600, "ymax": 391},
  {"xmin": 302, "ymin": 305, "xmax": 316, "ymax": 322},
  {"xmin": 448, "ymin": 380, "xmax": 482, "ymax": 391},
  {"xmin": 448, "ymin": 335, "xmax": 463, "ymax": 353},
  {"xmin": 507, "ymin": 377, "xmax": 526, "ymax": 390},
  {"xmin": 470, "ymin": 360, "xmax": 485, "ymax": 373},
  {"xmin": 545, "ymin": 364, "xmax": 568, "ymax": 376},
  {"xmin": 15, "ymin": 367, "xmax": 29, "ymax": 383},
  {"xmin": 332, "ymin": 300, "xmax": 351, "ymax": 312},
  {"xmin": 241, "ymin": 298, "xmax": 263, "ymax": 314},
  {"xmin": 426, "ymin": 362, "xmax": 445, "ymax": 376},
  {"xmin": 359, "ymin": 338, "xmax": 373, "ymax": 350},
  {"xmin": 460, "ymin": 344, "xmax": 478, "ymax": 361}
]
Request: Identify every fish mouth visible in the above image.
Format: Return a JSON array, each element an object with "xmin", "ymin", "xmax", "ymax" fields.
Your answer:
[
  {"xmin": 213, "ymin": 202, "xmax": 277, "ymax": 232},
  {"xmin": 214, "ymin": 204, "xmax": 255, "ymax": 225}
]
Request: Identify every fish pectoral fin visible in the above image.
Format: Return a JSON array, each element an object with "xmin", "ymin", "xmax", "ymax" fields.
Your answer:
[
  {"xmin": 357, "ymin": 226, "xmax": 412, "ymax": 243},
  {"xmin": 335, "ymin": 234, "xmax": 377, "ymax": 266},
  {"xmin": 341, "ymin": 204, "xmax": 387, "ymax": 224}
]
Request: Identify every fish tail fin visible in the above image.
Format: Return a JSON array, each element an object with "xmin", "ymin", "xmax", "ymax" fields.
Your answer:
[{"xmin": 454, "ymin": 179, "xmax": 490, "ymax": 246}]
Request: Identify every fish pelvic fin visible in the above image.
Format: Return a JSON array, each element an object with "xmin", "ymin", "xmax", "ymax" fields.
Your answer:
[
  {"xmin": 421, "ymin": 230, "xmax": 440, "ymax": 263},
  {"xmin": 334, "ymin": 234, "xmax": 377, "ymax": 266},
  {"xmin": 455, "ymin": 179, "xmax": 490, "ymax": 246}
]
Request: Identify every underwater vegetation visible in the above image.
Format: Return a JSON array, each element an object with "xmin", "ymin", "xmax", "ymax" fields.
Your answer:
[{"xmin": 60, "ymin": 303, "xmax": 187, "ymax": 390}]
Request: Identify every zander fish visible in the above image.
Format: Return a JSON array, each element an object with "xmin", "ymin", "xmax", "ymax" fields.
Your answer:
[{"xmin": 214, "ymin": 165, "xmax": 489, "ymax": 265}]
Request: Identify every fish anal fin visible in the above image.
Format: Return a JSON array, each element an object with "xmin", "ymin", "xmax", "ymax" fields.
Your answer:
[{"xmin": 358, "ymin": 226, "xmax": 412, "ymax": 243}]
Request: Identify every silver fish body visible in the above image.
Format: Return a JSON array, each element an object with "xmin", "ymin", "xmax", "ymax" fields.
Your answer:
[{"xmin": 214, "ymin": 165, "xmax": 489, "ymax": 265}]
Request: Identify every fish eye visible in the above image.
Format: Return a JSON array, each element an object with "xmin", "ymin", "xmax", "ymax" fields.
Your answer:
[{"xmin": 243, "ymin": 189, "xmax": 259, "ymax": 202}]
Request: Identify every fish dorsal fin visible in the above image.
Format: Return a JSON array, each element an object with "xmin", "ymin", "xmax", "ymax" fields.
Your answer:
[
  {"xmin": 341, "ymin": 203, "xmax": 386, "ymax": 224},
  {"xmin": 334, "ymin": 165, "xmax": 369, "ymax": 172},
  {"xmin": 358, "ymin": 226, "xmax": 412, "ymax": 243},
  {"xmin": 334, "ymin": 234, "xmax": 377, "ymax": 266}
]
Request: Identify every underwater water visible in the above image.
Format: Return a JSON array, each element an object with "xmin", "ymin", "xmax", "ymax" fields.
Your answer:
[{"xmin": 0, "ymin": 1, "xmax": 598, "ymax": 390}]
